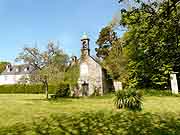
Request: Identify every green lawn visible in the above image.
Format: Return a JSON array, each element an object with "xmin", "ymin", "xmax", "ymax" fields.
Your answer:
[{"xmin": 0, "ymin": 94, "xmax": 179, "ymax": 126}]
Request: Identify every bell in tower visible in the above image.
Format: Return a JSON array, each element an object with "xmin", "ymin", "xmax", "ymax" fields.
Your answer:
[{"xmin": 81, "ymin": 33, "xmax": 90, "ymax": 57}]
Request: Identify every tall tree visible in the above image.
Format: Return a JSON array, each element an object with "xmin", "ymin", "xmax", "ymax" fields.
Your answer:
[
  {"xmin": 102, "ymin": 38, "xmax": 128, "ymax": 83},
  {"xmin": 95, "ymin": 26, "xmax": 118, "ymax": 59},
  {"xmin": 16, "ymin": 41, "xmax": 69, "ymax": 99},
  {"xmin": 118, "ymin": 0, "xmax": 180, "ymax": 89},
  {"xmin": 96, "ymin": 0, "xmax": 180, "ymax": 89},
  {"xmin": 96, "ymin": 18, "xmax": 128, "ymax": 84}
]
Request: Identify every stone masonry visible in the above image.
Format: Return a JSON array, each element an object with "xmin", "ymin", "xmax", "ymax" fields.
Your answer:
[{"xmin": 78, "ymin": 33, "xmax": 113, "ymax": 96}]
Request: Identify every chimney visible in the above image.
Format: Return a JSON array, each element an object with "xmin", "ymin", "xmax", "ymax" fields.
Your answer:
[
  {"xmin": 6, "ymin": 64, "xmax": 12, "ymax": 72},
  {"xmin": 71, "ymin": 56, "xmax": 78, "ymax": 65}
]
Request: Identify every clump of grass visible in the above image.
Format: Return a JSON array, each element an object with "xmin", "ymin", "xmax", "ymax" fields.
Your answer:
[{"xmin": 114, "ymin": 89, "xmax": 143, "ymax": 111}]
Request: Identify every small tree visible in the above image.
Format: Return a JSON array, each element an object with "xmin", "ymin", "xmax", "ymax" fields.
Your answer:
[{"xmin": 16, "ymin": 41, "xmax": 69, "ymax": 99}]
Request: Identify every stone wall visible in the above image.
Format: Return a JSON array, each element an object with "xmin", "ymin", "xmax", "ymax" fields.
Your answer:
[
  {"xmin": 113, "ymin": 81, "xmax": 123, "ymax": 91},
  {"xmin": 79, "ymin": 56, "xmax": 103, "ymax": 96},
  {"xmin": 87, "ymin": 56, "xmax": 103, "ymax": 95}
]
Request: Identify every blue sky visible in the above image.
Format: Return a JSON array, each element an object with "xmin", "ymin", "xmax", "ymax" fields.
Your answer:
[{"xmin": 0, "ymin": 0, "xmax": 120, "ymax": 62}]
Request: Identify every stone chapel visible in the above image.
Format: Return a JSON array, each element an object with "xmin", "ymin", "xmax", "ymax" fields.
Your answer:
[{"xmin": 78, "ymin": 33, "xmax": 113, "ymax": 96}]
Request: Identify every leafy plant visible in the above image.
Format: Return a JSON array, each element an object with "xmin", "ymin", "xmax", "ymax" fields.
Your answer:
[
  {"xmin": 114, "ymin": 89, "xmax": 143, "ymax": 111},
  {"xmin": 51, "ymin": 82, "xmax": 70, "ymax": 99}
]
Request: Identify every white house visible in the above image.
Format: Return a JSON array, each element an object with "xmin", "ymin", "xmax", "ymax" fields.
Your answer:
[{"xmin": 0, "ymin": 64, "xmax": 33, "ymax": 85}]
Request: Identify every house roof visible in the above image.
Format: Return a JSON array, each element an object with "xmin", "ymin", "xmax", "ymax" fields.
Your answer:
[
  {"xmin": 89, "ymin": 56, "xmax": 101, "ymax": 65},
  {"xmin": 1, "ymin": 64, "xmax": 34, "ymax": 75}
]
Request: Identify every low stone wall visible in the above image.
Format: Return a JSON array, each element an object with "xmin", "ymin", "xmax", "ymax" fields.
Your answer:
[{"xmin": 113, "ymin": 81, "xmax": 122, "ymax": 91}]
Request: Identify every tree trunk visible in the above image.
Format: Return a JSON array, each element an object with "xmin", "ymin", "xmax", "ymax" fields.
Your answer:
[
  {"xmin": 43, "ymin": 76, "xmax": 49, "ymax": 99},
  {"xmin": 45, "ymin": 81, "xmax": 48, "ymax": 99}
]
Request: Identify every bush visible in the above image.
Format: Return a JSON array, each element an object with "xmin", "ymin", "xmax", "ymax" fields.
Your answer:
[
  {"xmin": 0, "ymin": 84, "xmax": 58, "ymax": 94},
  {"xmin": 114, "ymin": 89, "xmax": 143, "ymax": 111},
  {"xmin": 51, "ymin": 82, "xmax": 70, "ymax": 98}
]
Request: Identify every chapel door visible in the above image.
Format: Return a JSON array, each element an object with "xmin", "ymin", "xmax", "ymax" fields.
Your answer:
[{"xmin": 82, "ymin": 83, "xmax": 89, "ymax": 96}]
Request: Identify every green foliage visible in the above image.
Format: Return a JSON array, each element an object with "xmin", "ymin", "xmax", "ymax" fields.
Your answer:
[
  {"xmin": 2, "ymin": 111, "xmax": 180, "ymax": 134},
  {"xmin": 64, "ymin": 63, "xmax": 80, "ymax": 89},
  {"xmin": 114, "ymin": 89, "xmax": 143, "ymax": 111},
  {"xmin": 119, "ymin": 0, "xmax": 180, "ymax": 89},
  {"xmin": 0, "ymin": 62, "xmax": 9, "ymax": 73},
  {"xmin": 142, "ymin": 89, "xmax": 175, "ymax": 97},
  {"xmin": 0, "ymin": 84, "xmax": 58, "ymax": 94},
  {"xmin": 103, "ymin": 39, "xmax": 129, "ymax": 82},
  {"xmin": 95, "ymin": 26, "xmax": 117, "ymax": 59},
  {"xmin": 16, "ymin": 42, "xmax": 70, "ymax": 99},
  {"xmin": 96, "ymin": 0, "xmax": 180, "ymax": 89},
  {"xmin": 96, "ymin": 27, "xmax": 129, "ymax": 83},
  {"xmin": 51, "ymin": 82, "xmax": 70, "ymax": 98}
]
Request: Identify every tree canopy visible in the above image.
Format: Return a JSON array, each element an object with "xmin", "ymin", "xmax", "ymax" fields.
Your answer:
[
  {"xmin": 16, "ymin": 41, "xmax": 69, "ymax": 99},
  {"xmin": 96, "ymin": 0, "xmax": 180, "ymax": 89}
]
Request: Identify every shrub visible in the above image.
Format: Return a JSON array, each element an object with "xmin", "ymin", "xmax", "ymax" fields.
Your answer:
[
  {"xmin": 114, "ymin": 89, "xmax": 143, "ymax": 111},
  {"xmin": 51, "ymin": 82, "xmax": 70, "ymax": 98}
]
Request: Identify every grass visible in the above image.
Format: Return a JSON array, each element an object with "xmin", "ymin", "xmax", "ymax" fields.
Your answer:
[{"xmin": 0, "ymin": 94, "xmax": 180, "ymax": 126}]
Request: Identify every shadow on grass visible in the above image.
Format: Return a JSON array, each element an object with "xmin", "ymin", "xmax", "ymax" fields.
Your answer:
[
  {"xmin": 23, "ymin": 99, "xmax": 48, "ymax": 102},
  {"xmin": 1, "ymin": 111, "xmax": 180, "ymax": 135},
  {"xmin": 88, "ymin": 93, "xmax": 114, "ymax": 99}
]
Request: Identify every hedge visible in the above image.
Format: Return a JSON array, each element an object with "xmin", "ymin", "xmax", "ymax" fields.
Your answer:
[
  {"xmin": 141, "ymin": 89, "xmax": 178, "ymax": 96},
  {"xmin": 1, "ymin": 111, "xmax": 180, "ymax": 134},
  {"xmin": 0, "ymin": 84, "xmax": 59, "ymax": 94}
]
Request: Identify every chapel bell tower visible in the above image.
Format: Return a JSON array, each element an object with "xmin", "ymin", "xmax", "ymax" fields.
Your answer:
[{"xmin": 81, "ymin": 33, "xmax": 90, "ymax": 57}]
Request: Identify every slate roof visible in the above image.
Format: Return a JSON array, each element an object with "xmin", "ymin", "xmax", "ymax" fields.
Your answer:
[{"xmin": 1, "ymin": 64, "xmax": 34, "ymax": 75}]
